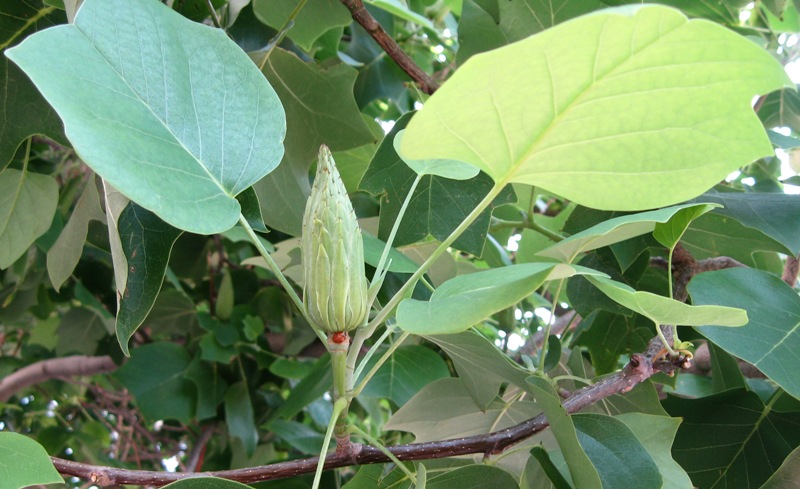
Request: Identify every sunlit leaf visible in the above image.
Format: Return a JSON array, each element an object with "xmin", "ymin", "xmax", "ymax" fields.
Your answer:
[
  {"xmin": 397, "ymin": 263, "xmax": 599, "ymax": 335},
  {"xmin": 586, "ymin": 275, "xmax": 747, "ymax": 327},
  {"xmin": 539, "ymin": 203, "xmax": 716, "ymax": 263},
  {"xmin": 401, "ymin": 5, "xmax": 790, "ymax": 211}
]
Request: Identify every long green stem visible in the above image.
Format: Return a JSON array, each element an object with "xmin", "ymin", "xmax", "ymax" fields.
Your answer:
[
  {"xmin": 349, "ymin": 425, "xmax": 417, "ymax": 485},
  {"xmin": 238, "ymin": 215, "xmax": 326, "ymax": 344},
  {"xmin": 329, "ymin": 333, "xmax": 350, "ymax": 448},
  {"xmin": 311, "ymin": 397, "xmax": 347, "ymax": 489},
  {"xmin": 346, "ymin": 181, "xmax": 509, "ymax": 374}
]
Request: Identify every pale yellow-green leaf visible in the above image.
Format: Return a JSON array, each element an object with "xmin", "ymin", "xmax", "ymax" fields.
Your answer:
[{"xmin": 400, "ymin": 5, "xmax": 792, "ymax": 211}]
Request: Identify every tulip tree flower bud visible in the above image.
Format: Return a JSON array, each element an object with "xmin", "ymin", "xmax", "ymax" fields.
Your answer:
[{"xmin": 301, "ymin": 145, "xmax": 369, "ymax": 333}]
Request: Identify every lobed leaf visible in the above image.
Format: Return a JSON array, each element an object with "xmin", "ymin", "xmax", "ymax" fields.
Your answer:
[{"xmin": 400, "ymin": 5, "xmax": 791, "ymax": 211}]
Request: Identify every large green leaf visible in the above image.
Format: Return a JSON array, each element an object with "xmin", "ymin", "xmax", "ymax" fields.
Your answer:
[
  {"xmin": 116, "ymin": 203, "xmax": 184, "ymax": 355},
  {"xmin": 0, "ymin": 432, "xmax": 64, "ymax": 488},
  {"xmin": 538, "ymin": 203, "xmax": 716, "ymax": 263},
  {"xmin": 586, "ymin": 274, "xmax": 747, "ymax": 327},
  {"xmin": 6, "ymin": 0, "xmax": 286, "ymax": 234},
  {"xmin": 359, "ymin": 345, "xmax": 450, "ymax": 406},
  {"xmin": 0, "ymin": 167, "xmax": 57, "ymax": 268},
  {"xmin": 689, "ymin": 268, "xmax": 800, "ymax": 400},
  {"xmin": 114, "ymin": 342, "xmax": 196, "ymax": 423},
  {"xmin": 427, "ymin": 332, "xmax": 531, "ymax": 409},
  {"xmin": 690, "ymin": 191, "xmax": 800, "ymax": 256},
  {"xmin": 527, "ymin": 377, "xmax": 603, "ymax": 489},
  {"xmin": 616, "ymin": 413, "xmax": 693, "ymax": 489},
  {"xmin": 664, "ymin": 389, "xmax": 800, "ymax": 488},
  {"xmin": 360, "ymin": 112, "xmax": 514, "ymax": 256},
  {"xmin": 400, "ymin": 5, "xmax": 790, "ymax": 211},
  {"xmin": 0, "ymin": 1, "xmax": 67, "ymax": 167},
  {"xmin": 397, "ymin": 263, "xmax": 597, "ymax": 335},
  {"xmin": 253, "ymin": 48, "xmax": 374, "ymax": 236}
]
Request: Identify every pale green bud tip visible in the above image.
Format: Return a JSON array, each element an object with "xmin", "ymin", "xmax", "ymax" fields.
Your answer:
[{"xmin": 301, "ymin": 145, "xmax": 369, "ymax": 333}]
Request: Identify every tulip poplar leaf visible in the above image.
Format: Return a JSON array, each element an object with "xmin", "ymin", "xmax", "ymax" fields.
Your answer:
[
  {"xmin": 5, "ymin": 0, "xmax": 286, "ymax": 234},
  {"xmin": 539, "ymin": 203, "xmax": 718, "ymax": 263},
  {"xmin": 396, "ymin": 263, "xmax": 602, "ymax": 335},
  {"xmin": 400, "ymin": 5, "xmax": 792, "ymax": 211},
  {"xmin": 587, "ymin": 275, "xmax": 747, "ymax": 327}
]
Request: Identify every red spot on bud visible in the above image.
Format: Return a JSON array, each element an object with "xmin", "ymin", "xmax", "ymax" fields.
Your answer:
[{"xmin": 332, "ymin": 332, "xmax": 347, "ymax": 344}]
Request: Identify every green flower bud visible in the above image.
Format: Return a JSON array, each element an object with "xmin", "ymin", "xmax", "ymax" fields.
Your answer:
[{"xmin": 301, "ymin": 145, "xmax": 369, "ymax": 333}]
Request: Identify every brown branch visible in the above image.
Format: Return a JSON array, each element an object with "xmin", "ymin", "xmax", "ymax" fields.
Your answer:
[
  {"xmin": 0, "ymin": 355, "xmax": 117, "ymax": 402},
  {"xmin": 340, "ymin": 0, "xmax": 440, "ymax": 95},
  {"xmin": 782, "ymin": 254, "xmax": 799, "ymax": 287},
  {"xmin": 50, "ymin": 335, "xmax": 684, "ymax": 486}
]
